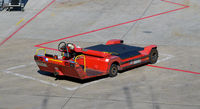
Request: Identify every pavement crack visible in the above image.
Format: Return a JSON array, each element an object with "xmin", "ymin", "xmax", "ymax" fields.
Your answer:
[
  {"xmin": 61, "ymin": 88, "xmax": 79, "ymax": 109},
  {"xmin": 120, "ymin": 0, "xmax": 154, "ymax": 39}
]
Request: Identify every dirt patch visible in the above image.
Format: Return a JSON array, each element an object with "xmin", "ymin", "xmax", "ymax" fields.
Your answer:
[{"xmin": 183, "ymin": 0, "xmax": 200, "ymax": 10}]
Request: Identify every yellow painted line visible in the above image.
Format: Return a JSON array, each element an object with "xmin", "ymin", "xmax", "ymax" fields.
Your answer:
[{"xmin": 16, "ymin": 18, "xmax": 25, "ymax": 26}]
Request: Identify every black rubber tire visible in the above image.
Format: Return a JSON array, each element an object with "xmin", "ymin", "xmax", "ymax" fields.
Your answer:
[
  {"xmin": 149, "ymin": 48, "xmax": 158, "ymax": 64},
  {"xmin": 54, "ymin": 72, "xmax": 59, "ymax": 76},
  {"xmin": 109, "ymin": 64, "xmax": 118, "ymax": 77}
]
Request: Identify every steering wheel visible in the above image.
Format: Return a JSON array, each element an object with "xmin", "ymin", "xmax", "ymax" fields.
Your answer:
[{"xmin": 58, "ymin": 42, "xmax": 67, "ymax": 52}]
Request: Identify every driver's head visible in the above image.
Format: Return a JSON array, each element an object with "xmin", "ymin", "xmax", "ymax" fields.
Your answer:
[{"xmin": 68, "ymin": 43, "xmax": 74, "ymax": 50}]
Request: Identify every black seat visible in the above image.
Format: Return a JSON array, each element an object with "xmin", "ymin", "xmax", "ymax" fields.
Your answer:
[{"xmin": 85, "ymin": 44, "xmax": 144, "ymax": 59}]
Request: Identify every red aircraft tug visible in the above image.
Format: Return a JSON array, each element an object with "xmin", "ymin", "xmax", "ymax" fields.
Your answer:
[{"xmin": 34, "ymin": 39, "xmax": 158, "ymax": 79}]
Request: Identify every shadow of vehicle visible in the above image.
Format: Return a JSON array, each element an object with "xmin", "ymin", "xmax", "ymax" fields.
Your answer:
[
  {"xmin": 119, "ymin": 63, "xmax": 149, "ymax": 73},
  {"xmin": 37, "ymin": 63, "xmax": 149, "ymax": 83},
  {"xmin": 38, "ymin": 70, "xmax": 108, "ymax": 84}
]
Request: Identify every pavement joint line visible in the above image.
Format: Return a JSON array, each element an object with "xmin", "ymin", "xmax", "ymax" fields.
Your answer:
[
  {"xmin": 61, "ymin": 87, "xmax": 79, "ymax": 109},
  {"xmin": 3, "ymin": 62, "xmax": 105, "ymax": 91}
]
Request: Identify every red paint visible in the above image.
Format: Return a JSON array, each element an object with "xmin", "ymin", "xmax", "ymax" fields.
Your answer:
[
  {"xmin": 147, "ymin": 65, "xmax": 200, "ymax": 75},
  {"xmin": 106, "ymin": 39, "xmax": 123, "ymax": 45},
  {"xmin": 35, "ymin": 0, "xmax": 189, "ymax": 50},
  {"xmin": 160, "ymin": 0, "xmax": 189, "ymax": 7},
  {"xmin": 0, "ymin": 0, "xmax": 56, "ymax": 46}
]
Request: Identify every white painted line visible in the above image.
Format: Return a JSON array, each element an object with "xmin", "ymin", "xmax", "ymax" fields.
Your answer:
[
  {"xmin": 4, "ymin": 70, "xmax": 82, "ymax": 91},
  {"xmin": 61, "ymin": 86, "xmax": 79, "ymax": 91},
  {"xmin": 6, "ymin": 62, "xmax": 34, "ymax": 71},
  {"xmin": 79, "ymin": 79, "xmax": 105, "ymax": 88},
  {"xmin": 4, "ymin": 63, "xmax": 103, "ymax": 91},
  {"xmin": 6, "ymin": 65, "xmax": 27, "ymax": 71},
  {"xmin": 157, "ymin": 53, "xmax": 175, "ymax": 63},
  {"xmin": 5, "ymin": 70, "xmax": 58, "ymax": 87}
]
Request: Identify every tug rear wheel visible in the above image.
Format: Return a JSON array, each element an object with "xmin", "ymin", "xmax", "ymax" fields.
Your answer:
[
  {"xmin": 109, "ymin": 64, "xmax": 118, "ymax": 77},
  {"xmin": 149, "ymin": 48, "xmax": 158, "ymax": 64},
  {"xmin": 54, "ymin": 72, "xmax": 59, "ymax": 76}
]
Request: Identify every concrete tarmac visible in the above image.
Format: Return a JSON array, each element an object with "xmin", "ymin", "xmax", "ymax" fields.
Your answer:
[{"xmin": 0, "ymin": 0, "xmax": 200, "ymax": 109}]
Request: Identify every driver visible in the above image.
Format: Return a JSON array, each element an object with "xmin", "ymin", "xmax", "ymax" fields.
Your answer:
[
  {"xmin": 62, "ymin": 43, "xmax": 75, "ymax": 60},
  {"xmin": 58, "ymin": 43, "xmax": 76, "ymax": 60},
  {"xmin": 58, "ymin": 42, "xmax": 81, "ymax": 60}
]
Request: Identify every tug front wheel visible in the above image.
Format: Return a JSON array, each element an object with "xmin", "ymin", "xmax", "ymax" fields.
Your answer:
[
  {"xmin": 149, "ymin": 48, "xmax": 158, "ymax": 64},
  {"xmin": 109, "ymin": 64, "xmax": 118, "ymax": 77}
]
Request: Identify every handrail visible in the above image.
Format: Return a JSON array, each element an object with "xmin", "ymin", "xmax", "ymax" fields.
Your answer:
[
  {"xmin": 75, "ymin": 55, "xmax": 86, "ymax": 72},
  {"xmin": 35, "ymin": 48, "xmax": 46, "ymax": 55}
]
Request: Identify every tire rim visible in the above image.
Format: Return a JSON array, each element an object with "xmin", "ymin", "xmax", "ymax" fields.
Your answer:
[
  {"xmin": 112, "ymin": 66, "xmax": 117, "ymax": 75},
  {"xmin": 152, "ymin": 52, "xmax": 158, "ymax": 62}
]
